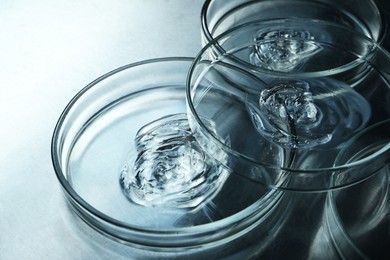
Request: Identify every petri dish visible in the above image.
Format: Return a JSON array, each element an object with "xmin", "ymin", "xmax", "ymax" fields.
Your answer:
[
  {"xmin": 201, "ymin": 0, "xmax": 384, "ymax": 47},
  {"xmin": 187, "ymin": 20, "xmax": 390, "ymax": 191},
  {"xmin": 51, "ymin": 57, "xmax": 283, "ymax": 257},
  {"xmin": 325, "ymin": 119, "xmax": 390, "ymax": 259}
]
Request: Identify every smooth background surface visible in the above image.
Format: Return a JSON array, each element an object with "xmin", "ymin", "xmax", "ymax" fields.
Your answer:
[
  {"xmin": 0, "ymin": 1, "xmax": 389, "ymax": 259},
  {"xmin": 0, "ymin": 1, "xmax": 203, "ymax": 259}
]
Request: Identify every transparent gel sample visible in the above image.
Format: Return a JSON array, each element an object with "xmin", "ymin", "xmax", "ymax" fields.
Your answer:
[
  {"xmin": 120, "ymin": 113, "xmax": 229, "ymax": 209},
  {"xmin": 246, "ymin": 79, "xmax": 371, "ymax": 148},
  {"xmin": 250, "ymin": 29, "xmax": 322, "ymax": 72}
]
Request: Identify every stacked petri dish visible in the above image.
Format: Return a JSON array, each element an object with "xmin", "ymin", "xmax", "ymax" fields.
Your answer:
[
  {"xmin": 188, "ymin": 18, "xmax": 390, "ymax": 258},
  {"xmin": 52, "ymin": 1, "xmax": 390, "ymax": 259}
]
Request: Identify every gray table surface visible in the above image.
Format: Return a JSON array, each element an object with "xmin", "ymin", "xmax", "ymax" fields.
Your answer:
[{"xmin": 0, "ymin": 1, "xmax": 203, "ymax": 259}]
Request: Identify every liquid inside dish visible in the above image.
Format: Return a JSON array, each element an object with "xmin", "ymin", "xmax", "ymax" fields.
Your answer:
[
  {"xmin": 120, "ymin": 113, "xmax": 229, "ymax": 209},
  {"xmin": 246, "ymin": 78, "xmax": 371, "ymax": 148}
]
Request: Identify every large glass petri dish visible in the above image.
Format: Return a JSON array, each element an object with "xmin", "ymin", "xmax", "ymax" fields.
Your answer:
[
  {"xmin": 201, "ymin": 0, "xmax": 384, "ymax": 46},
  {"xmin": 51, "ymin": 57, "xmax": 283, "ymax": 257},
  {"xmin": 186, "ymin": 20, "xmax": 390, "ymax": 191}
]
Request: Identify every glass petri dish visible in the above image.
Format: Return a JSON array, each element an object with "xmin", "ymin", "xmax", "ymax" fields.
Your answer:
[
  {"xmin": 187, "ymin": 20, "xmax": 390, "ymax": 191},
  {"xmin": 325, "ymin": 119, "xmax": 390, "ymax": 259},
  {"xmin": 51, "ymin": 57, "xmax": 283, "ymax": 256},
  {"xmin": 201, "ymin": 0, "xmax": 384, "ymax": 46}
]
